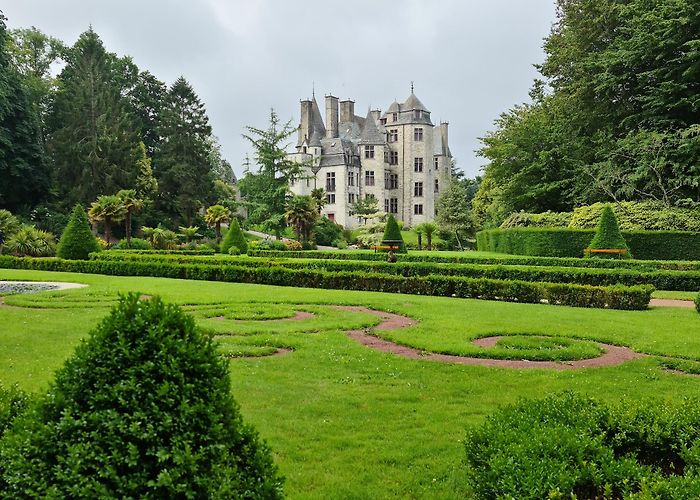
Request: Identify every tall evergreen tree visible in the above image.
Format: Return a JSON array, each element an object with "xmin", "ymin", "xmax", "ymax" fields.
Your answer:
[
  {"xmin": 47, "ymin": 28, "xmax": 140, "ymax": 208},
  {"xmin": 155, "ymin": 77, "xmax": 215, "ymax": 225},
  {"xmin": 0, "ymin": 13, "xmax": 49, "ymax": 211}
]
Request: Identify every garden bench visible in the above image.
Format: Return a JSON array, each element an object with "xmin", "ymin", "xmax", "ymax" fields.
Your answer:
[{"xmin": 583, "ymin": 248, "xmax": 628, "ymax": 259}]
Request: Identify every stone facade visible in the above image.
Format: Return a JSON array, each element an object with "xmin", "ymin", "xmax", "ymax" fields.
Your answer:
[{"xmin": 288, "ymin": 90, "xmax": 451, "ymax": 228}]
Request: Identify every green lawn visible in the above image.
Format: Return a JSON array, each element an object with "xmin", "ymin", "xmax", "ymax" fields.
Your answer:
[{"xmin": 1, "ymin": 269, "xmax": 699, "ymax": 499}]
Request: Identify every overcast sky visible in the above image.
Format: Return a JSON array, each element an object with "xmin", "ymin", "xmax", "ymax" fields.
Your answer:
[{"xmin": 4, "ymin": 0, "xmax": 556, "ymax": 178}]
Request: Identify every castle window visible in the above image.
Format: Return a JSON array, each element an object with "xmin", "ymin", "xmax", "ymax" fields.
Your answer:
[
  {"xmin": 390, "ymin": 198, "xmax": 398, "ymax": 214},
  {"xmin": 365, "ymin": 170, "xmax": 375, "ymax": 186},
  {"xmin": 347, "ymin": 171, "xmax": 355, "ymax": 186},
  {"xmin": 434, "ymin": 157, "xmax": 439, "ymax": 169},
  {"xmin": 414, "ymin": 128, "xmax": 424, "ymax": 141},
  {"xmin": 414, "ymin": 182, "xmax": 423, "ymax": 197},
  {"xmin": 348, "ymin": 193, "xmax": 356, "ymax": 204},
  {"xmin": 326, "ymin": 193, "xmax": 336, "ymax": 204},
  {"xmin": 414, "ymin": 204, "xmax": 423, "ymax": 215},
  {"xmin": 364, "ymin": 145, "xmax": 375, "ymax": 159},
  {"xmin": 388, "ymin": 129, "xmax": 398, "ymax": 142},
  {"xmin": 326, "ymin": 172, "xmax": 336, "ymax": 192},
  {"xmin": 389, "ymin": 151, "xmax": 398, "ymax": 165},
  {"xmin": 384, "ymin": 199, "xmax": 389, "ymax": 212},
  {"xmin": 434, "ymin": 179, "xmax": 439, "ymax": 193},
  {"xmin": 385, "ymin": 172, "xmax": 398, "ymax": 190},
  {"xmin": 302, "ymin": 146, "xmax": 307, "ymax": 153},
  {"xmin": 392, "ymin": 112, "xmax": 398, "ymax": 122},
  {"xmin": 414, "ymin": 157, "xmax": 424, "ymax": 172},
  {"xmin": 414, "ymin": 110, "xmax": 422, "ymax": 119},
  {"xmin": 380, "ymin": 118, "xmax": 387, "ymax": 125}
]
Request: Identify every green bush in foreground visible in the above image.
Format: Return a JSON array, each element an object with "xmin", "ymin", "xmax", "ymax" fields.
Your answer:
[
  {"xmin": 56, "ymin": 205, "xmax": 101, "ymax": 260},
  {"xmin": 382, "ymin": 214, "xmax": 405, "ymax": 253},
  {"xmin": 465, "ymin": 393, "xmax": 700, "ymax": 499},
  {"xmin": 587, "ymin": 205, "xmax": 631, "ymax": 259},
  {"xmin": 0, "ymin": 294, "xmax": 283, "ymax": 498},
  {"xmin": 220, "ymin": 218, "xmax": 248, "ymax": 254}
]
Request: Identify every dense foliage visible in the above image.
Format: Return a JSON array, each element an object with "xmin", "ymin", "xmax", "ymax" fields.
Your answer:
[
  {"xmin": 0, "ymin": 294, "xmax": 283, "ymax": 497},
  {"xmin": 382, "ymin": 214, "xmax": 405, "ymax": 252},
  {"xmin": 587, "ymin": 206, "xmax": 631, "ymax": 258},
  {"xmin": 220, "ymin": 218, "xmax": 248, "ymax": 255},
  {"xmin": 56, "ymin": 205, "xmax": 101, "ymax": 260},
  {"xmin": 476, "ymin": 0, "xmax": 700, "ymax": 227},
  {"xmin": 465, "ymin": 393, "xmax": 700, "ymax": 499}
]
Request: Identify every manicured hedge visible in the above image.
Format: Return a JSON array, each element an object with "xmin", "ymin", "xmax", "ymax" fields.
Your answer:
[
  {"xmin": 465, "ymin": 393, "xmax": 700, "ymax": 499},
  {"xmin": 248, "ymin": 249, "xmax": 700, "ymax": 271},
  {"xmin": 107, "ymin": 248, "xmax": 216, "ymax": 255},
  {"xmin": 477, "ymin": 228, "xmax": 700, "ymax": 261},
  {"xmin": 0, "ymin": 256, "xmax": 653, "ymax": 310},
  {"xmin": 91, "ymin": 252, "xmax": 700, "ymax": 291}
]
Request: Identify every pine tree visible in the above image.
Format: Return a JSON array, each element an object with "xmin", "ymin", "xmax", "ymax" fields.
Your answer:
[
  {"xmin": 0, "ymin": 14, "xmax": 49, "ymax": 211},
  {"xmin": 56, "ymin": 204, "xmax": 101, "ymax": 259},
  {"xmin": 155, "ymin": 77, "xmax": 215, "ymax": 225},
  {"xmin": 587, "ymin": 205, "xmax": 631, "ymax": 259},
  {"xmin": 47, "ymin": 29, "xmax": 140, "ymax": 208},
  {"xmin": 382, "ymin": 214, "xmax": 405, "ymax": 253},
  {"xmin": 220, "ymin": 218, "xmax": 248, "ymax": 254}
]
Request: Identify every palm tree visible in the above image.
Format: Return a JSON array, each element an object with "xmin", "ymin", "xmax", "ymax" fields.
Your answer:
[
  {"xmin": 88, "ymin": 195, "xmax": 127, "ymax": 244},
  {"xmin": 141, "ymin": 226, "xmax": 156, "ymax": 247},
  {"xmin": 310, "ymin": 188, "xmax": 326, "ymax": 214},
  {"xmin": 204, "ymin": 205, "xmax": 232, "ymax": 243},
  {"xmin": 414, "ymin": 225, "xmax": 424, "ymax": 250},
  {"xmin": 285, "ymin": 195, "xmax": 318, "ymax": 242},
  {"xmin": 117, "ymin": 189, "xmax": 144, "ymax": 248},
  {"xmin": 179, "ymin": 225, "xmax": 202, "ymax": 244},
  {"xmin": 416, "ymin": 222, "xmax": 437, "ymax": 250}
]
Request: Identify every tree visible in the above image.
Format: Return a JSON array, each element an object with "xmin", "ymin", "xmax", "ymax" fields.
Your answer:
[
  {"xmin": 416, "ymin": 222, "xmax": 437, "ymax": 250},
  {"xmin": 239, "ymin": 109, "xmax": 303, "ymax": 238},
  {"xmin": 414, "ymin": 225, "xmax": 424, "ymax": 250},
  {"xmin": 116, "ymin": 189, "xmax": 143, "ymax": 247},
  {"xmin": 134, "ymin": 142, "xmax": 158, "ymax": 201},
  {"xmin": 220, "ymin": 218, "xmax": 248, "ymax": 254},
  {"xmin": 382, "ymin": 214, "xmax": 405, "ymax": 253},
  {"xmin": 587, "ymin": 205, "xmax": 631, "ymax": 258},
  {"xmin": 284, "ymin": 195, "xmax": 317, "ymax": 243},
  {"xmin": 155, "ymin": 77, "xmax": 216, "ymax": 225},
  {"xmin": 47, "ymin": 29, "xmax": 141, "ymax": 208},
  {"xmin": 88, "ymin": 194, "xmax": 127, "ymax": 243},
  {"xmin": 351, "ymin": 195, "xmax": 379, "ymax": 225},
  {"xmin": 4, "ymin": 226, "xmax": 55, "ymax": 257},
  {"xmin": 435, "ymin": 181, "xmax": 475, "ymax": 250},
  {"xmin": 0, "ymin": 294, "xmax": 283, "ymax": 498},
  {"xmin": 0, "ymin": 14, "xmax": 49, "ymax": 211},
  {"xmin": 310, "ymin": 188, "xmax": 326, "ymax": 214},
  {"xmin": 178, "ymin": 225, "xmax": 201, "ymax": 244},
  {"xmin": 204, "ymin": 204, "xmax": 231, "ymax": 243},
  {"xmin": 56, "ymin": 204, "xmax": 101, "ymax": 260}
]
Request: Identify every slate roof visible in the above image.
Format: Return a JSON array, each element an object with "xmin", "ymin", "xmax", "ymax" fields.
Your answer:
[{"xmin": 359, "ymin": 109, "xmax": 385, "ymax": 144}]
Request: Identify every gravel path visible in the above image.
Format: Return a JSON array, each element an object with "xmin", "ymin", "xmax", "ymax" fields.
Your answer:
[{"xmin": 649, "ymin": 298, "xmax": 696, "ymax": 309}]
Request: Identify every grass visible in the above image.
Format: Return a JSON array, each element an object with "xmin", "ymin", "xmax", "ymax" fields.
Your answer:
[
  {"xmin": 652, "ymin": 289, "xmax": 698, "ymax": 301},
  {"xmin": 2, "ymin": 268, "xmax": 700, "ymax": 498}
]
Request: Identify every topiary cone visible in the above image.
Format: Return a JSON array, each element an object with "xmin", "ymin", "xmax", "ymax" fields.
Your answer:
[
  {"xmin": 587, "ymin": 205, "xmax": 631, "ymax": 259},
  {"xmin": 56, "ymin": 204, "xmax": 102, "ymax": 260},
  {"xmin": 220, "ymin": 218, "xmax": 248, "ymax": 254},
  {"xmin": 382, "ymin": 214, "xmax": 406, "ymax": 253}
]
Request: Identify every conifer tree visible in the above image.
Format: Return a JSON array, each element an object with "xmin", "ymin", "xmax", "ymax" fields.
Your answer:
[
  {"xmin": 587, "ymin": 205, "xmax": 631, "ymax": 259},
  {"xmin": 382, "ymin": 214, "xmax": 405, "ymax": 253},
  {"xmin": 220, "ymin": 218, "xmax": 248, "ymax": 254},
  {"xmin": 56, "ymin": 204, "xmax": 101, "ymax": 259}
]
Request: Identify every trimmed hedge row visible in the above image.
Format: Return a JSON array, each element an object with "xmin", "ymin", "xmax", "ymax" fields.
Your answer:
[
  {"xmin": 108, "ymin": 248, "xmax": 217, "ymax": 255},
  {"xmin": 92, "ymin": 252, "xmax": 700, "ymax": 291},
  {"xmin": 247, "ymin": 249, "xmax": 700, "ymax": 272},
  {"xmin": 0, "ymin": 256, "xmax": 653, "ymax": 310},
  {"xmin": 477, "ymin": 227, "xmax": 700, "ymax": 261}
]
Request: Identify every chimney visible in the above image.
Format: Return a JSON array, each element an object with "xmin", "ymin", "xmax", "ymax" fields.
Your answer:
[
  {"xmin": 325, "ymin": 95, "xmax": 339, "ymax": 138},
  {"xmin": 340, "ymin": 99, "xmax": 355, "ymax": 123},
  {"xmin": 370, "ymin": 109, "xmax": 381, "ymax": 124},
  {"xmin": 440, "ymin": 122, "xmax": 449, "ymax": 150},
  {"xmin": 299, "ymin": 99, "xmax": 312, "ymax": 145}
]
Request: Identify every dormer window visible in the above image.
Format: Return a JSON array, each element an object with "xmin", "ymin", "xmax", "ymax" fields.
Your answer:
[
  {"xmin": 392, "ymin": 112, "xmax": 398, "ymax": 122},
  {"xmin": 380, "ymin": 118, "xmax": 387, "ymax": 125},
  {"xmin": 302, "ymin": 146, "xmax": 307, "ymax": 153},
  {"xmin": 414, "ymin": 110, "xmax": 422, "ymax": 119}
]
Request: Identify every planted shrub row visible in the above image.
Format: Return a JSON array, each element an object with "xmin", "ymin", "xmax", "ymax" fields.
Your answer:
[
  {"xmin": 0, "ymin": 256, "xmax": 653, "ymax": 310},
  {"xmin": 247, "ymin": 249, "xmax": 700, "ymax": 272},
  {"xmin": 107, "ymin": 248, "xmax": 216, "ymax": 255},
  {"xmin": 477, "ymin": 227, "xmax": 700, "ymax": 261},
  {"xmin": 92, "ymin": 252, "xmax": 700, "ymax": 291}
]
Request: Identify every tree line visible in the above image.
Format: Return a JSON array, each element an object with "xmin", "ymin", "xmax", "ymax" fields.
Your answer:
[
  {"xmin": 474, "ymin": 0, "xmax": 700, "ymax": 228},
  {"xmin": 0, "ymin": 12, "xmax": 236, "ymax": 233}
]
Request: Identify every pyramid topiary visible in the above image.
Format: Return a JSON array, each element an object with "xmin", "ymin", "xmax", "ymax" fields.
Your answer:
[
  {"xmin": 587, "ymin": 205, "xmax": 631, "ymax": 259},
  {"xmin": 382, "ymin": 214, "xmax": 406, "ymax": 253},
  {"xmin": 56, "ymin": 204, "xmax": 101, "ymax": 260},
  {"xmin": 0, "ymin": 294, "xmax": 283, "ymax": 498},
  {"xmin": 220, "ymin": 218, "xmax": 248, "ymax": 255}
]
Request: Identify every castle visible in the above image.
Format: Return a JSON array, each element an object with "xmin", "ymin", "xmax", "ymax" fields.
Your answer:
[{"xmin": 288, "ymin": 88, "xmax": 452, "ymax": 228}]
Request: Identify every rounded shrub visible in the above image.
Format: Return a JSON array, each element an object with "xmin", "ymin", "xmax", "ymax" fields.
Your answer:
[
  {"xmin": 464, "ymin": 393, "xmax": 700, "ymax": 499},
  {"xmin": 382, "ymin": 214, "xmax": 406, "ymax": 253},
  {"xmin": 0, "ymin": 294, "xmax": 283, "ymax": 498},
  {"xmin": 56, "ymin": 205, "xmax": 101, "ymax": 260},
  {"xmin": 220, "ymin": 219, "xmax": 248, "ymax": 254},
  {"xmin": 587, "ymin": 205, "xmax": 632, "ymax": 258},
  {"xmin": 228, "ymin": 245, "xmax": 241, "ymax": 255},
  {"xmin": 114, "ymin": 237, "xmax": 151, "ymax": 250}
]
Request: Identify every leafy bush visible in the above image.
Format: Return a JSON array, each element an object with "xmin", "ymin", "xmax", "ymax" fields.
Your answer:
[
  {"xmin": 570, "ymin": 201, "xmax": 700, "ymax": 232},
  {"xmin": 2, "ymin": 226, "xmax": 56, "ymax": 257},
  {"xmin": 228, "ymin": 246, "xmax": 240, "ymax": 255},
  {"xmin": 464, "ymin": 393, "xmax": 700, "ymax": 499},
  {"xmin": 57, "ymin": 205, "xmax": 101, "ymax": 260},
  {"xmin": 587, "ymin": 205, "xmax": 631, "ymax": 258},
  {"xmin": 220, "ymin": 219, "xmax": 248, "ymax": 254},
  {"xmin": 477, "ymin": 228, "xmax": 700, "ymax": 261},
  {"xmin": 382, "ymin": 214, "xmax": 405, "ymax": 252},
  {"xmin": 0, "ymin": 210, "xmax": 21, "ymax": 244},
  {"xmin": 113, "ymin": 237, "xmax": 151, "ymax": 250},
  {"xmin": 0, "ymin": 294, "xmax": 283, "ymax": 498},
  {"xmin": 313, "ymin": 216, "xmax": 343, "ymax": 246},
  {"xmin": 284, "ymin": 240, "xmax": 303, "ymax": 251},
  {"xmin": 500, "ymin": 211, "xmax": 573, "ymax": 228},
  {"xmin": 696, "ymin": 292, "xmax": 700, "ymax": 314},
  {"xmin": 0, "ymin": 385, "xmax": 28, "ymax": 439}
]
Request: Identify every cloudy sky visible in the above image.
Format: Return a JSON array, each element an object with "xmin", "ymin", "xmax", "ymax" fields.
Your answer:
[{"xmin": 4, "ymin": 0, "xmax": 556, "ymax": 178}]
